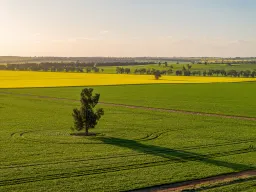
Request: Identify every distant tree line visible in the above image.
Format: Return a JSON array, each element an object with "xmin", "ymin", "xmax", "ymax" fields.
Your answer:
[
  {"xmin": 0, "ymin": 56, "xmax": 138, "ymax": 64},
  {"xmin": 0, "ymin": 61, "xmax": 156, "ymax": 72},
  {"xmin": 195, "ymin": 60, "xmax": 256, "ymax": 65},
  {"xmin": 116, "ymin": 64, "xmax": 256, "ymax": 78},
  {"xmin": 175, "ymin": 69, "xmax": 256, "ymax": 77},
  {"xmin": 134, "ymin": 68, "xmax": 173, "ymax": 75},
  {"xmin": 0, "ymin": 63, "xmax": 103, "ymax": 73},
  {"xmin": 116, "ymin": 67, "xmax": 131, "ymax": 74},
  {"xmin": 176, "ymin": 65, "xmax": 256, "ymax": 77},
  {"xmin": 1, "ymin": 62, "xmax": 255, "ymax": 78},
  {"xmin": 116, "ymin": 65, "xmax": 174, "ymax": 75},
  {"xmin": 1, "ymin": 56, "xmax": 256, "ymax": 66}
]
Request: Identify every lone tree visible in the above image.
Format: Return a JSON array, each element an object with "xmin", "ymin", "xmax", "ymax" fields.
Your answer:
[
  {"xmin": 154, "ymin": 70, "xmax": 162, "ymax": 80},
  {"xmin": 72, "ymin": 88, "xmax": 104, "ymax": 136}
]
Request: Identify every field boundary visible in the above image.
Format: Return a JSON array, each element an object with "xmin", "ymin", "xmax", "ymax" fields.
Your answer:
[{"xmin": 1, "ymin": 91, "xmax": 256, "ymax": 121}]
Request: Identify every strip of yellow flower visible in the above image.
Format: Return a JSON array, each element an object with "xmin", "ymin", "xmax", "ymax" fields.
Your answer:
[{"xmin": 0, "ymin": 71, "xmax": 255, "ymax": 88}]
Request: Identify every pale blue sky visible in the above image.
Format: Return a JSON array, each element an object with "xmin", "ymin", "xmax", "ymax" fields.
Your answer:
[{"xmin": 1, "ymin": 0, "xmax": 256, "ymax": 57}]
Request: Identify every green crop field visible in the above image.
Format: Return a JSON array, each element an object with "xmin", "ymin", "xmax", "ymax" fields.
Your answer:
[
  {"xmin": 4, "ymin": 83, "xmax": 256, "ymax": 117},
  {"xmin": 0, "ymin": 83, "xmax": 255, "ymax": 191}
]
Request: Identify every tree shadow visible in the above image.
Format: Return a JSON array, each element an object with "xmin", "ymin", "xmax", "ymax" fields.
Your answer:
[{"xmin": 95, "ymin": 137, "xmax": 254, "ymax": 171}]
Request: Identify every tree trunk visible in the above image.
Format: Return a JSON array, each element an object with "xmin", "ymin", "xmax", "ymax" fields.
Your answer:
[{"xmin": 85, "ymin": 127, "xmax": 89, "ymax": 136}]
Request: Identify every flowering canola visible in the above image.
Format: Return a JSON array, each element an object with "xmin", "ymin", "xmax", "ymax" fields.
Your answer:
[{"xmin": 1, "ymin": 71, "xmax": 255, "ymax": 88}]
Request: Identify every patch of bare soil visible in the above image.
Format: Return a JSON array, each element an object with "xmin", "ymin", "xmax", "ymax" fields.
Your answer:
[{"xmin": 130, "ymin": 170, "xmax": 256, "ymax": 192}]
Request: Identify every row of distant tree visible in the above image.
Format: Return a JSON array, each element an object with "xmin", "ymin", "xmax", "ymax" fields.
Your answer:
[
  {"xmin": 0, "ymin": 63, "xmax": 105, "ymax": 73},
  {"xmin": 116, "ymin": 66, "xmax": 256, "ymax": 78},
  {"xmin": 1, "ymin": 60, "xmax": 255, "ymax": 71},
  {"xmin": 116, "ymin": 67, "xmax": 173, "ymax": 75},
  {"xmin": 1, "ymin": 62, "xmax": 255, "ymax": 78},
  {"xmin": 175, "ymin": 69, "xmax": 256, "ymax": 77},
  {"xmin": 1, "ymin": 56, "xmax": 256, "ymax": 65},
  {"xmin": 194, "ymin": 60, "xmax": 256, "ymax": 65},
  {"xmin": 0, "ymin": 61, "xmax": 157, "ymax": 71},
  {"xmin": 0, "ymin": 57, "xmax": 138, "ymax": 64}
]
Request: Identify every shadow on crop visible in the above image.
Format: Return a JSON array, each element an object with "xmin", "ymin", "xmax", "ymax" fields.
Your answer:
[{"xmin": 95, "ymin": 137, "xmax": 254, "ymax": 171}]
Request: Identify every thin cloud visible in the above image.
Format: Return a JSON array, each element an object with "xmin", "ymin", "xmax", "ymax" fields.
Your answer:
[
  {"xmin": 68, "ymin": 38, "xmax": 76, "ymax": 42},
  {"xmin": 65, "ymin": 31, "xmax": 110, "ymax": 43},
  {"xmin": 33, "ymin": 33, "xmax": 41, "ymax": 37},
  {"xmin": 52, "ymin": 39, "xmax": 64, "ymax": 43},
  {"xmin": 100, "ymin": 30, "xmax": 109, "ymax": 34},
  {"xmin": 80, "ymin": 37, "xmax": 97, "ymax": 41},
  {"xmin": 229, "ymin": 40, "xmax": 240, "ymax": 44},
  {"xmin": 66, "ymin": 37, "xmax": 100, "ymax": 42}
]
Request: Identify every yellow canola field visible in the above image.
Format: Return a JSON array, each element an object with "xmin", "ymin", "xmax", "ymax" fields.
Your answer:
[{"xmin": 1, "ymin": 70, "xmax": 256, "ymax": 88}]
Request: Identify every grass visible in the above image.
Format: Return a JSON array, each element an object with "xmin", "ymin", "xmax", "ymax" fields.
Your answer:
[
  {"xmin": 0, "ymin": 84, "xmax": 255, "ymax": 191},
  {"xmin": 1, "ymin": 70, "xmax": 256, "ymax": 88}
]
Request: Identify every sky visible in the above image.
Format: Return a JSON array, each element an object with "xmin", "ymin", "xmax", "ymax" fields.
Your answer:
[{"xmin": 0, "ymin": 0, "xmax": 256, "ymax": 57}]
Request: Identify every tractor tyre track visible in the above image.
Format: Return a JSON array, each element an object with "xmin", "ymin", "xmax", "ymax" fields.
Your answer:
[
  {"xmin": 0, "ymin": 147, "xmax": 255, "ymax": 186},
  {"xmin": 1, "ymin": 91, "xmax": 256, "ymax": 121},
  {"xmin": 1, "ymin": 137, "xmax": 255, "ymax": 170},
  {"xmin": 130, "ymin": 170, "xmax": 256, "ymax": 192}
]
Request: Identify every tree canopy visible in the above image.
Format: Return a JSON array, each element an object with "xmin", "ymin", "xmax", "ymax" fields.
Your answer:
[{"xmin": 72, "ymin": 88, "xmax": 104, "ymax": 136}]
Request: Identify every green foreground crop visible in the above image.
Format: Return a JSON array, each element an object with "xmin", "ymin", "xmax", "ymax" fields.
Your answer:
[
  {"xmin": 0, "ymin": 83, "xmax": 255, "ymax": 191},
  {"xmin": 4, "ymin": 82, "xmax": 256, "ymax": 117}
]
